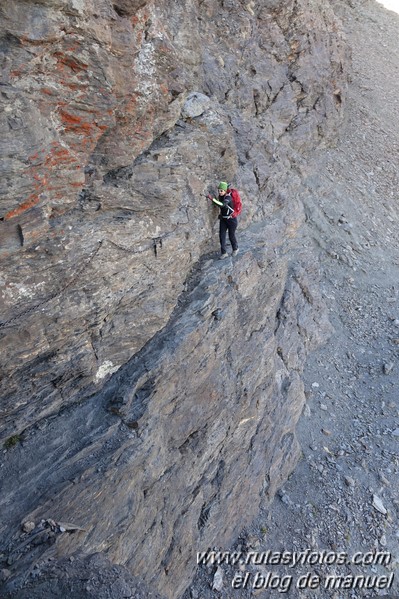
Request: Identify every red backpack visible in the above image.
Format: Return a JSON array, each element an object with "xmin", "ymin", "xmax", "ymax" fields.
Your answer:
[{"xmin": 228, "ymin": 188, "xmax": 242, "ymax": 217}]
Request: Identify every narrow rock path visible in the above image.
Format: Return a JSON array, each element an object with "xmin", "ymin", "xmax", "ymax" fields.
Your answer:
[{"xmin": 185, "ymin": 0, "xmax": 399, "ymax": 597}]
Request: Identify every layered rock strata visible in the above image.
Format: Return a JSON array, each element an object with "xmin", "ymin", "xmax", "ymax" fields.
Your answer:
[
  {"xmin": 1, "ymin": 223, "xmax": 331, "ymax": 599},
  {"xmin": 0, "ymin": 0, "xmax": 346, "ymax": 597}
]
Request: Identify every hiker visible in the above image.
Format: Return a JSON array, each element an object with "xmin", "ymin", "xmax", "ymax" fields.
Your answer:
[{"xmin": 207, "ymin": 182, "xmax": 242, "ymax": 259}]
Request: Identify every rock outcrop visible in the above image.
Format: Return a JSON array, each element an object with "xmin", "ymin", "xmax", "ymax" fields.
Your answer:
[{"xmin": 0, "ymin": 0, "xmax": 347, "ymax": 597}]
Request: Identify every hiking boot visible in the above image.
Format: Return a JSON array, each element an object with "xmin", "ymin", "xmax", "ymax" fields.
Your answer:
[
  {"xmin": 232, "ymin": 248, "xmax": 239, "ymax": 257},
  {"xmin": 219, "ymin": 252, "xmax": 228, "ymax": 260}
]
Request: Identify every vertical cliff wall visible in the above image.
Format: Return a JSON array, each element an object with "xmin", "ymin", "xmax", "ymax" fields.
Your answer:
[{"xmin": 0, "ymin": 0, "xmax": 347, "ymax": 597}]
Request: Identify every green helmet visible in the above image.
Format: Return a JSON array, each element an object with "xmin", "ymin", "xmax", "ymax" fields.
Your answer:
[{"xmin": 218, "ymin": 181, "xmax": 228, "ymax": 191}]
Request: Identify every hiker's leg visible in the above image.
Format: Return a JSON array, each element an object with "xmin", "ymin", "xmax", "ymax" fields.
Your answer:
[
  {"xmin": 227, "ymin": 218, "xmax": 238, "ymax": 251},
  {"xmin": 219, "ymin": 219, "xmax": 228, "ymax": 254}
]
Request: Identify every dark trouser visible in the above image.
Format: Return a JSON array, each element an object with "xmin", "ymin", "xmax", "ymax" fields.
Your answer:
[{"xmin": 219, "ymin": 217, "xmax": 238, "ymax": 254}]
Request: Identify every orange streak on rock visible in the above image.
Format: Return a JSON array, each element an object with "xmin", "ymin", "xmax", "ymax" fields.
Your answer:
[
  {"xmin": 41, "ymin": 87, "xmax": 57, "ymax": 96},
  {"xmin": 4, "ymin": 195, "xmax": 40, "ymax": 220},
  {"xmin": 54, "ymin": 52, "xmax": 88, "ymax": 72},
  {"xmin": 59, "ymin": 110, "xmax": 83, "ymax": 125}
]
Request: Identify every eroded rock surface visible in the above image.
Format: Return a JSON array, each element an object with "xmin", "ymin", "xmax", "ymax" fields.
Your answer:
[
  {"xmin": 0, "ymin": 0, "xmax": 347, "ymax": 597},
  {"xmin": 0, "ymin": 0, "xmax": 346, "ymax": 437}
]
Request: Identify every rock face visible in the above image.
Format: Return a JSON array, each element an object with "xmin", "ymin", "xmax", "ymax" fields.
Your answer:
[{"xmin": 0, "ymin": 0, "xmax": 346, "ymax": 597}]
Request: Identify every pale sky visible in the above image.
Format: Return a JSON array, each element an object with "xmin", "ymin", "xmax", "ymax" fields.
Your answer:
[{"xmin": 376, "ymin": 0, "xmax": 399, "ymax": 13}]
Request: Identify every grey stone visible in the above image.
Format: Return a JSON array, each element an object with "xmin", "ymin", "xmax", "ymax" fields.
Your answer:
[
  {"xmin": 372, "ymin": 495, "xmax": 387, "ymax": 515},
  {"xmin": 21, "ymin": 521, "xmax": 35, "ymax": 533},
  {"xmin": 0, "ymin": 570, "xmax": 11, "ymax": 583},
  {"xmin": 379, "ymin": 534, "xmax": 387, "ymax": 547},
  {"xmin": 383, "ymin": 362, "xmax": 394, "ymax": 374},
  {"xmin": 212, "ymin": 567, "xmax": 224, "ymax": 592},
  {"xmin": 181, "ymin": 92, "xmax": 212, "ymax": 119}
]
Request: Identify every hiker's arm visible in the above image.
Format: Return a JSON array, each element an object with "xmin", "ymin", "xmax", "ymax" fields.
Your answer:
[{"xmin": 207, "ymin": 194, "xmax": 223, "ymax": 207}]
